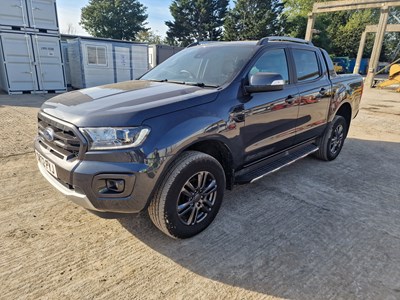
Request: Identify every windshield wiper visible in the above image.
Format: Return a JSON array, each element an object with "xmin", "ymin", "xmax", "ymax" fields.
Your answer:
[
  {"xmin": 146, "ymin": 79, "xmax": 168, "ymax": 82},
  {"xmin": 146, "ymin": 79, "xmax": 219, "ymax": 88},
  {"xmin": 184, "ymin": 82, "xmax": 219, "ymax": 88}
]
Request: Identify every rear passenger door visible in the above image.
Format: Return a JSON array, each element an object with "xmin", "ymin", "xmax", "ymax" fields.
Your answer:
[{"xmin": 291, "ymin": 47, "xmax": 332, "ymax": 143}]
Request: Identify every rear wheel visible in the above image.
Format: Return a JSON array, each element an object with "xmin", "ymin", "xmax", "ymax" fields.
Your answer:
[
  {"xmin": 148, "ymin": 151, "xmax": 225, "ymax": 239},
  {"xmin": 314, "ymin": 115, "xmax": 348, "ymax": 161}
]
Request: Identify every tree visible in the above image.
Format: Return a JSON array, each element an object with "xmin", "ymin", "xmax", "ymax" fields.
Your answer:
[
  {"xmin": 165, "ymin": 0, "xmax": 229, "ymax": 47},
  {"xmin": 136, "ymin": 30, "xmax": 164, "ymax": 44},
  {"xmin": 326, "ymin": 10, "xmax": 377, "ymax": 58},
  {"xmin": 223, "ymin": 0, "xmax": 284, "ymax": 41},
  {"xmin": 283, "ymin": 0, "xmax": 380, "ymax": 58},
  {"xmin": 61, "ymin": 23, "xmax": 77, "ymax": 35},
  {"xmin": 284, "ymin": 0, "xmax": 317, "ymax": 18},
  {"xmin": 80, "ymin": 0, "xmax": 148, "ymax": 40}
]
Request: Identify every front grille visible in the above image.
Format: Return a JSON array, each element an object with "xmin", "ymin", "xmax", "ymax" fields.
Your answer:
[{"xmin": 38, "ymin": 114, "xmax": 82, "ymax": 160}]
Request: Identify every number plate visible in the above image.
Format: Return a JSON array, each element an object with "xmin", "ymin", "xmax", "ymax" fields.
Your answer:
[{"xmin": 35, "ymin": 150, "xmax": 58, "ymax": 178}]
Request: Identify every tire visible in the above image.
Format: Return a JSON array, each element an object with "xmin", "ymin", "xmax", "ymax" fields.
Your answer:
[
  {"xmin": 314, "ymin": 115, "xmax": 348, "ymax": 161},
  {"xmin": 148, "ymin": 151, "xmax": 226, "ymax": 239}
]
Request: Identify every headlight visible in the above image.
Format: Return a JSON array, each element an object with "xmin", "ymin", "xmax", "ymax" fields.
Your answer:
[{"xmin": 80, "ymin": 127, "xmax": 150, "ymax": 150}]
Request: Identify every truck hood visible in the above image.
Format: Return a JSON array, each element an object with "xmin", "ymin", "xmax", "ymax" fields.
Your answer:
[{"xmin": 41, "ymin": 80, "xmax": 219, "ymax": 127}]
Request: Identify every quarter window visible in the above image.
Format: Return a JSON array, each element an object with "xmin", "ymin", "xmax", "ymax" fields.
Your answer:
[
  {"xmin": 293, "ymin": 49, "xmax": 320, "ymax": 82},
  {"xmin": 87, "ymin": 45, "xmax": 107, "ymax": 66},
  {"xmin": 249, "ymin": 49, "xmax": 289, "ymax": 84}
]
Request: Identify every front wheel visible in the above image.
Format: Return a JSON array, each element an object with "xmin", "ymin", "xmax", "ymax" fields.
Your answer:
[
  {"xmin": 314, "ymin": 115, "xmax": 348, "ymax": 161},
  {"xmin": 148, "ymin": 151, "xmax": 225, "ymax": 239}
]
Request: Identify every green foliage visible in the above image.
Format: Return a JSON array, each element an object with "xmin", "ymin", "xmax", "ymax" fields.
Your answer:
[
  {"xmin": 326, "ymin": 10, "xmax": 377, "ymax": 58},
  {"xmin": 136, "ymin": 30, "xmax": 164, "ymax": 44},
  {"xmin": 285, "ymin": 15, "xmax": 308, "ymax": 39},
  {"xmin": 283, "ymin": 0, "xmax": 380, "ymax": 59},
  {"xmin": 80, "ymin": 0, "xmax": 148, "ymax": 40},
  {"xmin": 223, "ymin": 0, "xmax": 284, "ymax": 40},
  {"xmin": 386, "ymin": 8, "xmax": 400, "ymax": 61},
  {"xmin": 283, "ymin": 0, "xmax": 317, "ymax": 18},
  {"xmin": 165, "ymin": 0, "xmax": 229, "ymax": 47}
]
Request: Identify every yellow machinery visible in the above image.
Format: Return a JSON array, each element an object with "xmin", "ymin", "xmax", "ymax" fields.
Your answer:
[
  {"xmin": 334, "ymin": 62, "xmax": 344, "ymax": 74},
  {"xmin": 377, "ymin": 64, "xmax": 400, "ymax": 92}
]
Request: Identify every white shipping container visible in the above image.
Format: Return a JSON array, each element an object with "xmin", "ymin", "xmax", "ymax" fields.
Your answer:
[
  {"xmin": 0, "ymin": 31, "xmax": 66, "ymax": 94},
  {"xmin": 67, "ymin": 37, "xmax": 148, "ymax": 89},
  {"xmin": 0, "ymin": 0, "xmax": 30, "ymax": 28},
  {"xmin": 27, "ymin": 0, "xmax": 59, "ymax": 31},
  {"xmin": 0, "ymin": 0, "xmax": 59, "ymax": 31}
]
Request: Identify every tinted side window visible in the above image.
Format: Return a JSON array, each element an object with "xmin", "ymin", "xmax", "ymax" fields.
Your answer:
[
  {"xmin": 249, "ymin": 49, "xmax": 289, "ymax": 84},
  {"xmin": 320, "ymin": 48, "xmax": 337, "ymax": 77},
  {"xmin": 293, "ymin": 49, "xmax": 320, "ymax": 82}
]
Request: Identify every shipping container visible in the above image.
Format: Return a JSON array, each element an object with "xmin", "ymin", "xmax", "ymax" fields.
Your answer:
[
  {"xmin": 27, "ymin": 0, "xmax": 59, "ymax": 31},
  {"xmin": 67, "ymin": 37, "xmax": 148, "ymax": 89},
  {"xmin": 349, "ymin": 58, "xmax": 369, "ymax": 75},
  {"xmin": 0, "ymin": 0, "xmax": 58, "ymax": 32},
  {"xmin": 148, "ymin": 44, "xmax": 183, "ymax": 68},
  {"xmin": 0, "ymin": 0, "xmax": 29, "ymax": 28},
  {"xmin": 0, "ymin": 31, "xmax": 66, "ymax": 94}
]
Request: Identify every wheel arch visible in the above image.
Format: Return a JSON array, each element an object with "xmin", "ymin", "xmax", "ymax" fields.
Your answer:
[
  {"xmin": 184, "ymin": 139, "xmax": 235, "ymax": 190},
  {"xmin": 335, "ymin": 102, "xmax": 352, "ymax": 136}
]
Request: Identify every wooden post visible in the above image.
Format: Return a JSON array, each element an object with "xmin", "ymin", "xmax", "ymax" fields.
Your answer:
[
  {"xmin": 305, "ymin": 13, "xmax": 315, "ymax": 41},
  {"xmin": 365, "ymin": 7, "xmax": 389, "ymax": 87},
  {"xmin": 354, "ymin": 31, "xmax": 367, "ymax": 74}
]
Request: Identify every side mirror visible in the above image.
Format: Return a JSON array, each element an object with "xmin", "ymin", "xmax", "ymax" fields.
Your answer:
[{"xmin": 245, "ymin": 72, "xmax": 284, "ymax": 93}]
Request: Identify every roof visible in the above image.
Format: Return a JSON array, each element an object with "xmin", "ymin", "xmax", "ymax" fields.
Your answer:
[{"xmin": 60, "ymin": 34, "xmax": 147, "ymax": 45}]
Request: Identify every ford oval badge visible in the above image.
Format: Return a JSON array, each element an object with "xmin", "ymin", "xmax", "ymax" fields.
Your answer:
[{"xmin": 43, "ymin": 127, "xmax": 55, "ymax": 142}]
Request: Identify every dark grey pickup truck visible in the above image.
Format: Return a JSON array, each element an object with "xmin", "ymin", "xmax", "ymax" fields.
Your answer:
[{"xmin": 35, "ymin": 36, "xmax": 363, "ymax": 238}]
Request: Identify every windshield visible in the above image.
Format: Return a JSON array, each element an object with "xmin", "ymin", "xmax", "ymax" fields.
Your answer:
[{"xmin": 141, "ymin": 44, "xmax": 256, "ymax": 87}]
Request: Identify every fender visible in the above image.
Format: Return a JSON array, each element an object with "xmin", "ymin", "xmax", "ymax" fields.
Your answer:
[{"xmin": 328, "ymin": 75, "xmax": 363, "ymax": 123}]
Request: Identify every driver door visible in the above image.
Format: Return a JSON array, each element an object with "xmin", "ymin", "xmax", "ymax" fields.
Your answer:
[{"xmin": 241, "ymin": 47, "xmax": 300, "ymax": 163}]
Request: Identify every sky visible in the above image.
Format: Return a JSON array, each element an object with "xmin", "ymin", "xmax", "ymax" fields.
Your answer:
[{"xmin": 57, "ymin": 0, "xmax": 173, "ymax": 37}]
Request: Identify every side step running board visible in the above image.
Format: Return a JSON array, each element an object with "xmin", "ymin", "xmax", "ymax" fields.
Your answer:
[{"xmin": 235, "ymin": 144, "xmax": 319, "ymax": 184}]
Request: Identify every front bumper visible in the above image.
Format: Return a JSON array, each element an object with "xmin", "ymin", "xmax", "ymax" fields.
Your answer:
[
  {"xmin": 34, "ymin": 137, "xmax": 160, "ymax": 214},
  {"xmin": 37, "ymin": 162, "xmax": 99, "ymax": 211}
]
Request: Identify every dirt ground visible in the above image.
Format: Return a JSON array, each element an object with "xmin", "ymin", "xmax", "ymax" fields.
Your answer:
[{"xmin": 0, "ymin": 87, "xmax": 399, "ymax": 300}]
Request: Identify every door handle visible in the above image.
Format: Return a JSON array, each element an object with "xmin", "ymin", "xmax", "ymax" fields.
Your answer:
[
  {"xmin": 232, "ymin": 113, "xmax": 245, "ymax": 122},
  {"xmin": 285, "ymin": 95, "xmax": 295, "ymax": 104},
  {"xmin": 319, "ymin": 88, "xmax": 327, "ymax": 96},
  {"xmin": 231, "ymin": 105, "xmax": 245, "ymax": 122}
]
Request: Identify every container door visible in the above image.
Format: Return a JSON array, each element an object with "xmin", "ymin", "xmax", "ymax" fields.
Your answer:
[
  {"xmin": 115, "ymin": 46, "xmax": 131, "ymax": 82},
  {"xmin": 0, "ymin": 0, "xmax": 29, "ymax": 27},
  {"xmin": 61, "ymin": 42, "xmax": 71, "ymax": 86},
  {"xmin": 0, "ymin": 32, "xmax": 38, "ymax": 92},
  {"xmin": 32, "ymin": 34, "xmax": 66, "ymax": 91},
  {"xmin": 27, "ymin": 0, "xmax": 58, "ymax": 30},
  {"xmin": 132, "ymin": 44, "xmax": 149, "ymax": 79}
]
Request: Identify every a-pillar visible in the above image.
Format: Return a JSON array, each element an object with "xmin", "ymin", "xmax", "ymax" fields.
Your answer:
[{"xmin": 365, "ymin": 7, "xmax": 389, "ymax": 87}]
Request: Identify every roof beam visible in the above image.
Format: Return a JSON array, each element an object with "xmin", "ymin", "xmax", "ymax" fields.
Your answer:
[
  {"xmin": 313, "ymin": 0, "xmax": 400, "ymax": 13},
  {"xmin": 365, "ymin": 24, "xmax": 400, "ymax": 33}
]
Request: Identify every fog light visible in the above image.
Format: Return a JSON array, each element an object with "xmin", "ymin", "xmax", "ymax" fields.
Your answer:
[
  {"xmin": 106, "ymin": 179, "xmax": 125, "ymax": 193},
  {"xmin": 93, "ymin": 174, "xmax": 134, "ymax": 198}
]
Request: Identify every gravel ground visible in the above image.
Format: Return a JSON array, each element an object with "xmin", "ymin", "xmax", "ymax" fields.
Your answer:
[{"xmin": 0, "ymin": 87, "xmax": 399, "ymax": 300}]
